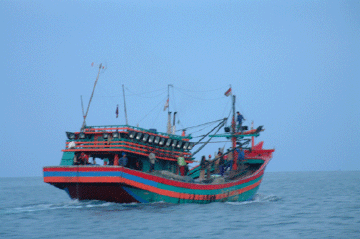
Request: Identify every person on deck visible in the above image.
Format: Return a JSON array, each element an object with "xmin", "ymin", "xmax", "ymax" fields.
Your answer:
[
  {"xmin": 236, "ymin": 147, "xmax": 245, "ymax": 169},
  {"xmin": 236, "ymin": 111, "xmax": 246, "ymax": 132},
  {"xmin": 177, "ymin": 153, "xmax": 187, "ymax": 176},
  {"xmin": 199, "ymin": 155, "xmax": 208, "ymax": 182},
  {"xmin": 73, "ymin": 152, "xmax": 80, "ymax": 165},
  {"xmin": 224, "ymin": 149, "xmax": 233, "ymax": 171},
  {"xmin": 218, "ymin": 153, "xmax": 225, "ymax": 176},
  {"xmin": 148, "ymin": 151, "xmax": 157, "ymax": 173},
  {"xmin": 80, "ymin": 152, "xmax": 89, "ymax": 165},
  {"xmin": 119, "ymin": 152, "xmax": 128, "ymax": 167},
  {"xmin": 214, "ymin": 151, "xmax": 222, "ymax": 174},
  {"xmin": 206, "ymin": 155, "xmax": 212, "ymax": 179}
]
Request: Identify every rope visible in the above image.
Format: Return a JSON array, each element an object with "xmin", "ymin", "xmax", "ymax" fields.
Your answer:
[{"xmin": 191, "ymin": 119, "xmax": 227, "ymax": 157}]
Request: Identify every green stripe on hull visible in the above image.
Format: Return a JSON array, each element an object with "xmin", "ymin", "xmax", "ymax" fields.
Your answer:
[
  {"xmin": 126, "ymin": 184, "xmax": 260, "ymax": 204},
  {"xmin": 158, "ymin": 175, "xmax": 262, "ymax": 195},
  {"xmin": 227, "ymin": 186, "xmax": 260, "ymax": 202}
]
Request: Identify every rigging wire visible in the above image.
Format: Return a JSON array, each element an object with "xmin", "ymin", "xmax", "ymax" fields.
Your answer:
[
  {"xmin": 152, "ymin": 102, "xmax": 163, "ymax": 128},
  {"xmin": 190, "ymin": 132, "xmax": 217, "ymax": 138},
  {"xmin": 125, "ymin": 86, "xmax": 167, "ymax": 96},
  {"xmin": 174, "ymin": 85, "xmax": 228, "ymax": 93},
  {"xmin": 81, "ymin": 89, "xmax": 166, "ymax": 99},
  {"xmin": 191, "ymin": 118, "xmax": 227, "ymax": 157},
  {"xmin": 177, "ymin": 118, "xmax": 225, "ymax": 132},
  {"xmin": 125, "ymin": 87, "xmax": 167, "ymax": 99},
  {"xmin": 178, "ymin": 119, "xmax": 225, "ymax": 139},
  {"xmin": 171, "ymin": 86, "xmax": 177, "ymax": 112},
  {"xmin": 224, "ymin": 107, "xmax": 232, "ymax": 128},
  {"xmin": 194, "ymin": 120, "xmax": 225, "ymax": 146},
  {"xmin": 233, "ymin": 88, "xmax": 247, "ymax": 120},
  {"xmin": 170, "ymin": 86, "xmax": 184, "ymax": 128},
  {"xmin": 137, "ymin": 96, "xmax": 168, "ymax": 124},
  {"xmin": 221, "ymin": 96, "xmax": 232, "ymax": 120},
  {"xmin": 173, "ymin": 87, "xmax": 226, "ymax": 101},
  {"xmin": 188, "ymin": 124, "xmax": 218, "ymax": 136},
  {"xmin": 194, "ymin": 141, "xmax": 232, "ymax": 144}
]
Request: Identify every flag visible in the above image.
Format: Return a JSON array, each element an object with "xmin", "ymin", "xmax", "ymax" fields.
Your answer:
[
  {"xmin": 115, "ymin": 105, "xmax": 119, "ymax": 118},
  {"xmin": 163, "ymin": 98, "xmax": 169, "ymax": 111},
  {"xmin": 224, "ymin": 88, "xmax": 232, "ymax": 96}
]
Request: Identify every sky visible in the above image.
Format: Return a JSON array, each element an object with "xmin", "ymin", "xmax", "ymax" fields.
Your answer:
[{"xmin": 1, "ymin": 0, "xmax": 359, "ymax": 177}]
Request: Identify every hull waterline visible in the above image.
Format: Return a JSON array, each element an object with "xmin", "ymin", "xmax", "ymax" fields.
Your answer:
[{"xmin": 44, "ymin": 161, "xmax": 269, "ymax": 204}]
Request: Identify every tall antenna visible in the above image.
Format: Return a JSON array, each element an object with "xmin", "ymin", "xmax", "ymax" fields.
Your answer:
[
  {"xmin": 81, "ymin": 95, "xmax": 85, "ymax": 118},
  {"xmin": 81, "ymin": 63, "xmax": 102, "ymax": 131},
  {"xmin": 122, "ymin": 84, "xmax": 128, "ymax": 125}
]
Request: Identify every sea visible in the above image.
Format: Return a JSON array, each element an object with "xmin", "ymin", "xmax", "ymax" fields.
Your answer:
[{"xmin": 0, "ymin": 171, "xmax": 359, "ymax": 239}]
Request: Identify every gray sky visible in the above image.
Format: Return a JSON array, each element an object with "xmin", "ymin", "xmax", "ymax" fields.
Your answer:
[{"xmin": 1, "ymin": 1, "xmax": 359, "ymax": 177}]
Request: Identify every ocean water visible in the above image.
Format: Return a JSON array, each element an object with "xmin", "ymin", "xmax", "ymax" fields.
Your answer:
[{"xmin": 0, "ymin": 171, "xmax": 359, "ymax": 239}]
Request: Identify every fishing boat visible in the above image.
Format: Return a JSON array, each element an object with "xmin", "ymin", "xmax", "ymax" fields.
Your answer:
[{"xmin": 43, "ymin": 64, "xmax": 275, "ymax": 204}]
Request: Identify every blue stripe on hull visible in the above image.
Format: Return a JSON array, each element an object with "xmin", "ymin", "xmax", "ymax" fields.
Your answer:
[
  {"xmin": 44, "ymin": 171, "xmax": 122, "ymax": 177},
  {"xmin": 44, "ymin": 171, "xmax": 159, "ymax": 188}
]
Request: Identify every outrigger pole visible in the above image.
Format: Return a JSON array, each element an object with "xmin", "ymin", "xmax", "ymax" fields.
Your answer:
[
  {"xmin": 122, "ymin": 84, "xmax": 128, "ymax": 125},
  {"xmin": 80, "ymin": 95, "xmax": 85, "ymax": 118},
  {"xmin": 81, "ymin": 63, "xmax": 102, "ymax": 131}
]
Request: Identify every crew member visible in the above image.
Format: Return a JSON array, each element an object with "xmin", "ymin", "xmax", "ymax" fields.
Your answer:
[
  {"xmin": 199, "ymin": 155, "xmax": 208, "ymax": 182},
  {"xmin": 177, "ymin": 153, "xmax": 187, "ymax": 176},
  {"xmin": 237, "ymin": 111, "xmax": 246, "ymax": 132},
  {"xmin": 119, "ymin": 152, "xmax": 128, "ymax": 167},
  {"xmin": 149, "ymin": 151, "xmax": 157, "ymax": 172}
]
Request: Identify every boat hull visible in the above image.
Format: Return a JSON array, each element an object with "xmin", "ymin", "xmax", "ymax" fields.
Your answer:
[{"xmin": 44, "ymin": 165, "xmax": 267, "ymax": 204}]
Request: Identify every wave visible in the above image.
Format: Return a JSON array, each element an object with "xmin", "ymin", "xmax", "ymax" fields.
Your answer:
[
  {"xmin": 0, "ymin": 200, "xmax": 117, "ymax": 215},
  {"xmin": 255, "ymin": 193, "xmax": 282, "ymax": 202},
  {"xmin": 0, "ymin": 199, "xmax": 177, "ymax": 215},
  {"xmin": 1, "ymin": 193, "xmax": 281, "ymax": 215},
  {"xmin": 225, "ymin": 193, "xmax": 282, "ymax": 205}
]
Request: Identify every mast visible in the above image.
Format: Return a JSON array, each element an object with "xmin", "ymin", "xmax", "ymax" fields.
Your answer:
[
  {"xmin": 122, "ymin": 84, "xmax": 128, "ymax": 125},
  {"xmin": 81, "ymin": 63, "xmax": 102, "ymax": 131},
  {"xmin": 251, "ymin": 120, "xmax": 254, "ymax": 148},
  {"xmin": 166, "ymin": 84, "xmax": 173, "ymax": 134},
  {"xmin": 167, "ymin": 84, "xmax": 170, "ymax": 114},
  {"xmin": 167, "ymin": 112, "xmax": 172, "ymax": 134},
  {"xmin": 173, "ymin": 112, "xmax": 177, "ymax": 134},
  {"xmin": 232, "ymin": 94, "xmax": 238, "ymax": 170}
]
